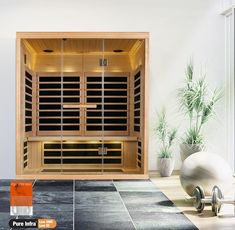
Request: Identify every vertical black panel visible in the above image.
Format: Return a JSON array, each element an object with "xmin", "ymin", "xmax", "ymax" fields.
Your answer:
[
  {"xmin": 23, "ymin": 141, "xmax": 28, "ymax": 168},
  {"xmin": 137, "ymin": 140, "xmax": 142, "ymax": 169},
  {"xmin": 134, "ymin": 71, "xmax": 141, "ymax": 133},
  {"xmin": 25, "ymin": 71, "xmax": 33, "ymax": 133}
]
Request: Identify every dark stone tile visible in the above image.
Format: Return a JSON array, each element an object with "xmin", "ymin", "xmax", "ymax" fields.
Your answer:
[
  {"xmin": 0, "ymin": 186, "xmax": 9, "ymax": 192},
  {"xmin": 130, "ymin": 211, "xmax": 198, "ymax": 230},
  {"xmin": 34, "ymin": 180, "xmax": 73, "ymax": 192},
  {"xmin": 75, "ymin": 191, "xmax": 123, "ymax": 212},
  {"xmin": 75, "ymin": 210, "xmax": 135, "ymax": 230},
  {"xmin": 75, "ymin": 190, "xmax": 135, "ymax": 229},
  {"xmin": 120, "ymin": 191, "xmax": 198, "ymax": 230},
  {"xmin": 0, "ymin": 191, "xmax": 10, "ymax": 212},
  {"xmin": 114, "ymin": 180, "xmax": 159, "ymax": 192},
  {"xmin": 0, "ymin": 180, "xmax": 11, "ymax": 187},
  {"xmin": 33, "ymin": 191, "xmax": 73, "ymax": 204},
  {"xmin": 0, "ymin": 179, "xmax": 197, "ymax": 230},
  {"xmin": 33, "ymin": 203, "xmax": 73, "ymax": 212},
  {"xmin": 0, "ymin": 212, "xmax": 11, "ymax": 229},
  {"xmin": 120, "ymin": 191, "xmax": 179, "ymax": 212},
  {"xmin": 35, "ymin": 180, "xmax": 73, "ymax": 187},
  {"xmin": 75, "ymin": 180, "xmax": 116, "ymax": 191},
  {"xmin": 120, "ymin": 191, "xmax": 165, "ymax": 204}
]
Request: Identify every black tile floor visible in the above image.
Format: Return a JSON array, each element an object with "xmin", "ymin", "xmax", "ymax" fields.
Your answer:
[{"xmin": 0, "ymin": 180, "xmax": 198, "ymax": 230}]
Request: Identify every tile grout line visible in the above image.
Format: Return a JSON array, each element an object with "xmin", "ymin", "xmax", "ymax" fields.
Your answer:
[
  {"xmin": 112, "ymin": 180, "xmax": 137, "ymax": 230},
  {"xmin": 32, "ymin": 179, "xmax": 37, "ymax": 187},
  {"xmin": 73, "ymin": 179, "xmax": 75, "ymax": 230}
]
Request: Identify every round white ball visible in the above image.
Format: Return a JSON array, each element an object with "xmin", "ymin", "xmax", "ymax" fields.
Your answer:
[{"xmin": 180, "ymin": 152, "xmax": 233, "ymax": 196}]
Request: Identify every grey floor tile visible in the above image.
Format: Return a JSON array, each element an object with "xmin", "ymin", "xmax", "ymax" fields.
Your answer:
[
  {"xmin": 0, "ymin": 187, "xmax": 9, "ymax": 192},
  {"xmin": 75, "ymin": 180, "xmax": 116, "ymax": 191},
  {"xmin": 0, "ymin": 180, "xmax": 10, "ymax": 192},
  {"xmin": 132, "ymin": 212, "xmax": 198, "ymax": 230},
  {"xmin": 120, "ymin": 191, "xmax": 198, "ymax": 230},
  {"xmin": 33, "ymin": 203, "xmax": 73, "ymax": 212},
  {"xmin": 0, "ymin": 191, "xmax": 10, "ymax": 212},
  {"xmin": 0, "ymin": 212, "xmax": 11, "ymax": 229},
  {"xmin": 75, "ymin": 210, "xmax": 135, "ymax": 230},
  {"xmin": 75, "ymin": 191, "xmax": 124, "ymax": 212},
  {"xmin": 75, "ymin": 190, "xmax": 135, "ymax": 229},
  {"xmin": 114, "ymin": 180, "xmax": 159, "ymax": 192},
  {"xmin": 0, "ymin": 179, "xmax": 198, "ymax": 230},
  {"xmin": 120, "ymin": 191, "xmax": 178, "ymax": 208},
  {"xmin": 33, "ymin": 191, "xmax": 73, "ymax": 204},
  {"xmin": 34, "ymin": 180, "xmax": 73, "ymax": 192},
  {"xmin": 119, "ymin": 191, "xmax": 181, "ymax": 213},
  {"xmin": 0, "ymin": 180, "xmax": 10, "ymax": 185}
]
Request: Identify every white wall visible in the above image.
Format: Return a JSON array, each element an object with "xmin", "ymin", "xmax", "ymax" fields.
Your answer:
[
  {"xmin": 0, "ymin": 0, "xmax": 227, "ymax": 178},
  {"xmin": 221, "ymin": 0, "xmax": 235, "ymax": 10}
]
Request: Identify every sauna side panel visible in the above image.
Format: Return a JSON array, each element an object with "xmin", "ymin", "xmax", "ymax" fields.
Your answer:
[
  {"xmin": 28, "ymin": 142, "xmax": 42, "ymax": 171},
  {"xmin": 123, "ymin": 141, "xmax": 138, "ymax": 172}
]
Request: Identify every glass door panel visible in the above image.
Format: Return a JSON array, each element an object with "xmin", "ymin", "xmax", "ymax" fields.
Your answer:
[
  {"xmin": 102, "ymin": 39, "xmax": 126, "ymax": 174},
  {"xmin": 34, "ymin": 38, "xmax": 63, "ymax": 174},
  {"xmin": 61, "ymin": 38, "xmax": 104, "ymax": 174}
]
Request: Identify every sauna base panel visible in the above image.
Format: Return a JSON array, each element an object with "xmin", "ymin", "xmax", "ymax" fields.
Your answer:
[
  {"xmin": 16, "ymin": 173, "xmax": 149, "ymax": 180},
  {"xmin": 18, "ymin": 166, "xmax": 147, "ymax": 179}
]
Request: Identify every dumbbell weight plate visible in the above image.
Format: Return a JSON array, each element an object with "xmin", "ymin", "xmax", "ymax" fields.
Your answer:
[
  {"xmin": 193, "ymin": 186, "xmax": 205, "ymax": 213},
  {"xmin": 212, "ymin": 185, "xmax": 223, "ymax": 216}
]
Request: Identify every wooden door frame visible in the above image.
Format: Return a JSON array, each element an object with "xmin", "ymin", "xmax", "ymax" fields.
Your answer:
[{"xmin": 16, "ymin": 32, "xmax": 149, "ymax": 179}]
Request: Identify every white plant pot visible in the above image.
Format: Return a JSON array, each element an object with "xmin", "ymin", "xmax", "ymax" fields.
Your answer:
[
  {"xmin": 158, "ymin": 158, "xmax": 175, "ymax": 177},
  {"xmin": 180, "ymin": 144, "xmax": 204, "ymax": 162}
]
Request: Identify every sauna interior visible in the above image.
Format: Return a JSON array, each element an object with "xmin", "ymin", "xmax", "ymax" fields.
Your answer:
[{"xmin": 16, "ymin": 32, "xmax": 148, "ymax": 178}]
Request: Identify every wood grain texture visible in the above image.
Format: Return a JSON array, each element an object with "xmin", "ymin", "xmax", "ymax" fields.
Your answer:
[{"xmin": 16, "ymin": 32, "xmax": 149, "ymax": 39}]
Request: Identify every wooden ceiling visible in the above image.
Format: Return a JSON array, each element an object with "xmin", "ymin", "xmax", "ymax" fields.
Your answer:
[{"xmin": 25, "ymin": 39, "xmax": 139, "ymax": 54}]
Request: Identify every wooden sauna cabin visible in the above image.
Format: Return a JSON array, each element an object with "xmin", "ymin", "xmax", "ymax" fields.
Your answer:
[{"xmin": 16, "ymin": 32, "xmax": 149, "ymax": 179}]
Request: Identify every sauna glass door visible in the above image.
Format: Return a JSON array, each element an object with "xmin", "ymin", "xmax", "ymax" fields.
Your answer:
[
  {"xmin": 99, "ymin": 39, "xmax": 128, "ymax": 173},
  {"xmin": 36, "ymin": 38, "xmax": 65, "ymax": 173},
  {"xmin": 61, "ymin": 38, "xmax": 105, "ymax": 174}
]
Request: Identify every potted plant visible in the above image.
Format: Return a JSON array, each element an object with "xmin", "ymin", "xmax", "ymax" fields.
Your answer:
[
  {"xmin": 154, "ymin": 110, "xmax": 177, "ymax": 177},
  {"xmin": 178, "ymin": 61, "xmax": 223, "ymax": 161}
]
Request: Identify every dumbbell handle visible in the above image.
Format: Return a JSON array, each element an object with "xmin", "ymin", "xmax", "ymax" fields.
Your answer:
[
  {"xmin": 186, "ymin": 196, "xmax": 211, "ymax": 202},
  {"xmin": 217, "ymin": 198, "xmax": 235, "ymax": 205},
  {"xmin": 187, "ymin": 196, "xmax": 212, "ymax": 203},
  {"xmin": 201, "ymin": 197, "xmax": 212, "ymax": 204}
]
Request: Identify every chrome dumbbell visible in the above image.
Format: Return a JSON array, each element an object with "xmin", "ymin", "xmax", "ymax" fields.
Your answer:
[
  {"xmin": 192, "ymin": 185, "xmax": 211, "ymax": 213},
  {"xmin": 192, "ymin": 185, "xmax": 234, "ymax": 215},
  {"xmin": 211, "ymin": 185, "xmax": 235, "ymax": 216}
]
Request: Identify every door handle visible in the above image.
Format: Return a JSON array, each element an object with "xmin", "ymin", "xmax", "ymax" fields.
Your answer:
[
  {"xmin": 98, "ymin": 147, "xmax": 107, "ymax": 155},
  {"xmin": 103, "ymin": 147, "xmax": 107, "ymax": 155},
  {"xmin": 63, "ymin": 104, "xmax": 97, "ymax": 109}
]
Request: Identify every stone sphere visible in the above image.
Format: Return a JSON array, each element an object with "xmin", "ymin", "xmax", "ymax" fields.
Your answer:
[{"xmin": 180, "ymin": 151, "xmax": 233, "ymax": 196}]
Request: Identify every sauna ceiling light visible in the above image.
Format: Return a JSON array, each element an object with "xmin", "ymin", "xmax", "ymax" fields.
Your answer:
[
  {"xmin": 113, "ymin": 49, "xmax": 124, "ymax": 53},
  {"xmin": 43, "ymin": 49, "xmax": 54, "ymax": 53}
]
